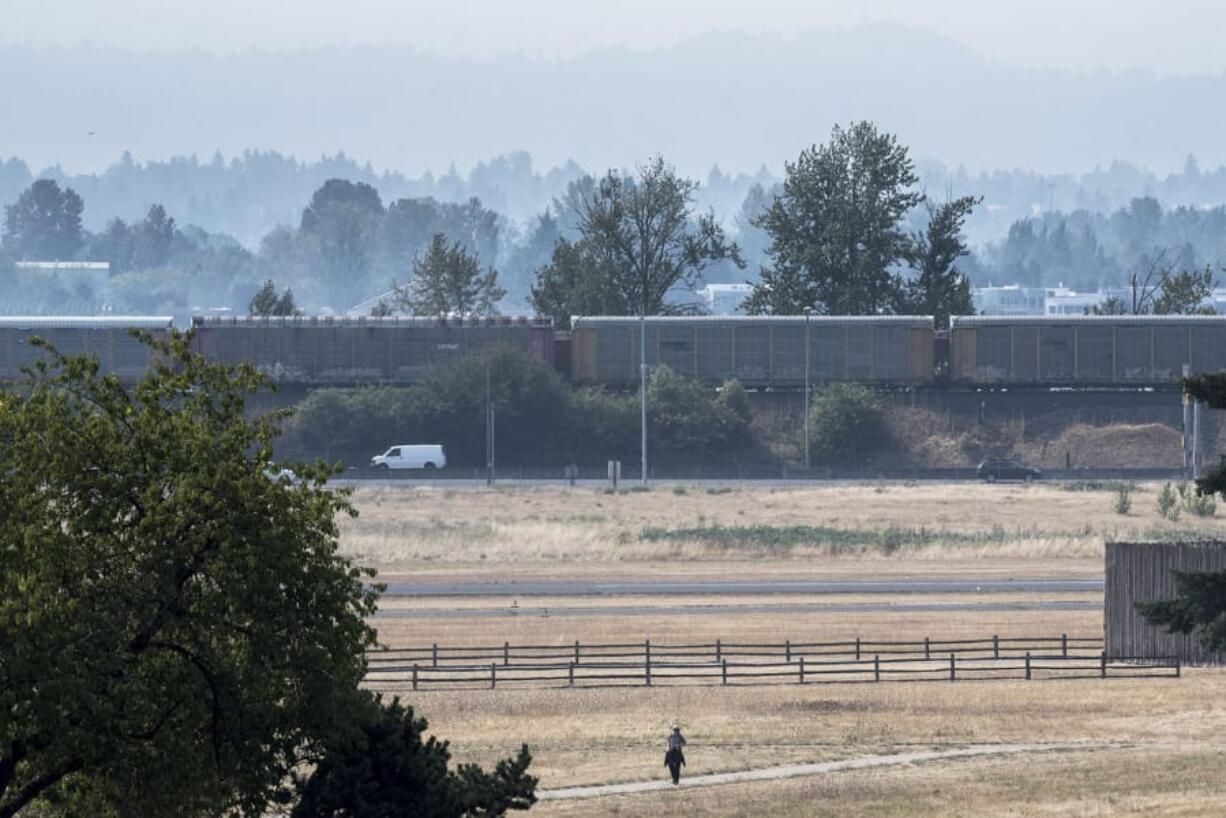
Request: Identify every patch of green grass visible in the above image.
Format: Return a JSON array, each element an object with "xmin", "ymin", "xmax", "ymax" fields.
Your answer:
[
  {"xmin": 1061, "ymin": 480, "xmax": 1139, "ymax": 493},
  {"xmin": 638, "ymin": 524, "xmax": 1039, "ymax": 554}
]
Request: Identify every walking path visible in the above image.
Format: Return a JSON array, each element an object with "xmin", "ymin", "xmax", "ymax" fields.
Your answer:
[{"xmin": 537, "ymin": 742, "xmax": 1111, "ymax": 800}]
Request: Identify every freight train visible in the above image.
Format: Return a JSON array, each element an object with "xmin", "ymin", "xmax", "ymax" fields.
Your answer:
[{"xmin": 1, "ymin": 313, "xmax": 1225, "ymax": 390}]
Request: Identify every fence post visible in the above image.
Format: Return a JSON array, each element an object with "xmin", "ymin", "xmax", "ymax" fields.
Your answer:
[
  {"xmin": 722, "ymin": 659, "xmax": 728, "ymax": 686},
  {"xmin": 1061, "ymin": 633, "xmax": 1068, "ymax": 657},
  {"xmin": 1025, "ymin": 652, "xmax": 1031, "ymax": 681},
  {"xmin": 490, "ymin": 663, "xmax": 496, "ymax": 689},
  {"xmin": 799, "ymin": 656, "xmax": 805, "ymax": 685},
  {"xmin": 716, "ymin": 639, "xmax": 722, "ymax": 662},
  {"xmin": 412, "ymin": 664, "xmax": 419, "ymax": 691},
  {"xmin": 949, "ymin": 654, "xmax": 956, "ymax": 682},
  {"xmin": 432, "ymin": 643, "xmax": 438, "ymax": 668},
  {"xmin": 924, "ymin": 637, "xmax": 930, "ymax": 660},
  {"xmin": 855, "ymin": 637, "xmax": 861, "ymax": 661},
  {"xmin": 646, "ymin": 650, "xmax": 652, "ymax": 687},
  {"xmin": 1175, "ymin": 655, "xmax": 1181, "ymax": 678},
  {"xmin": 1100, "ymin": 652, "xmax": 1107, "ymax": 679},
  {"xmin": 992, "ymin": 634, "xmax": 999, "ymax": 659},
  {"xmin": 504, "ymin": 641, "xmax": 510, "ymax": 666},
  {"xmin": 786, "ymin": 640, "xmax": 792, "ymax": 663},
  {"xmin": 874, "ymin": 655, "xmax": 880, "ymax": 682},
  {"xmin": 568, "ymin": 661, "xmax": 575, "ymax": 687},
  {"xmin": 574, "ymin": 640, "xmax": 581, "ymax": 665}
]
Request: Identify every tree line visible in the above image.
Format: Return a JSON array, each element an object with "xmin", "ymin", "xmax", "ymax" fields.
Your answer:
[{"xmin": 4, "ymin": 123, "xmax": 1223, "ymax": 324}]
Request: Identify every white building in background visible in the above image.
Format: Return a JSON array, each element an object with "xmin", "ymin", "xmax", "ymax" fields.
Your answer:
[
  {"xmin": 1042, "ymin": 286, "xmax": 1109, "ymax": 315},
  {"xmin": 699, "ymin": 283, "xmax": 753, "ymax": 315},
  {"xmin": 971, "ymin": 285, "xmax": 1046, "ymax": 316},
  {"xmin": 15, "ymin": 261, "xmax": 110, "ymax": 295}
]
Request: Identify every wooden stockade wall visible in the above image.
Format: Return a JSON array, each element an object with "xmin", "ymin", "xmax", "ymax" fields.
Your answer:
[
  {"xmin": 364, "ymin": 635, "xmax": 1179, "ymax": 690},
  {"xmin": 1106, "ymin": 541, "xmax": 1226, "ymax": 666}
]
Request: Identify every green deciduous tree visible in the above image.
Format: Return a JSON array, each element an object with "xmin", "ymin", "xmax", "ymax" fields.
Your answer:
[
  {"xmin": 0, "ymin": 332, "xmax": 380, "ymax": 817},
  {"xmin": 528, "ymin": 238, "xmax": 616, "ymax": 329},
  {"xmin": 902, "ymin": 196, "xmax": 981, "ymax": 328},
  {"xmin": 300, "ymin": 179, "xmax": 385, "ymax": 305},
  {"xmin": 568, "ymin": 156, "xmax": 742, "ymax": 316},
  {"xmin": 2, "ymin": 179, "xmax": 85, "ymax": 260},
  {"xmin": 290, "ymin": 697, "xmax": 536, "ymax": 818},
  {"xmin": 807, "ymin": 383, "xmax": 887, "ymax": 464},
  {"xmin": 394, "ymin": 232, "xmax": 505, "ymax": 316},
  {"xmin": 747, "ymin": 122, "xmax": 922, "ymax": 316},
  {"xmin": 1154, "ymin": 264, "xmax": 1216, "ymax": 315}
]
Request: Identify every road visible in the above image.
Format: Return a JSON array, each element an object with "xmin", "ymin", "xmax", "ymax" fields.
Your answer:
[
  {"xmin": 378, "ymin": 577, "xmax": 1103, "ymax": 598},
  {"xmin": 372, "ymin": 600, "xmax": 1098, "ymax": 619}
]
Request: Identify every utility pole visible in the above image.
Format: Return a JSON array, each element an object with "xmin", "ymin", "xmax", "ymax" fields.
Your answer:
[
  {"xmin": 640, "ymin": 309, "xmax": 648, "ymax": 484},
  {"xmin": 485, "ymin": 360, "xmax": 493, "ymax": 485},
  {"xmin": 804, "ymin": 308, "xmax": 812, "ymax": 471}
]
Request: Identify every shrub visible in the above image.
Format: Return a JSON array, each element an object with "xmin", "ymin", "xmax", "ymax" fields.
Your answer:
[
  {"xmin": 1113, "ymin": 485, "xmax": 1133, "ymax": 515},
  {"xmin": 1185, "ymin": 491, "xmax": 1217, "ymax": 518},
  {"xmin": 1157, "ymin": 482, "xmax": 1181, "ymax": 521},
  {"xmin": 807, "ymin": 383, "xmax": 886, "ymax": 464}
]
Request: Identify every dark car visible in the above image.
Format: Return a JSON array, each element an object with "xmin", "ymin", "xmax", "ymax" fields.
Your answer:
[{"xmin": 977, "ymin": 459, "xmax": 1042, "ymax": 483}]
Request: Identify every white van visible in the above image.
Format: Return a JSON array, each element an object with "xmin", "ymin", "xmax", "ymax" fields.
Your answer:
[{"xmin": 370, "ymin": 444, "xmax": 446, "ymax": 471}]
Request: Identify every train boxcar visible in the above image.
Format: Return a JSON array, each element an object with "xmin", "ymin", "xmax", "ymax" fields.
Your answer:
[
  {"xmin": 0, "ymin": 316, "xmax": 174, "ymax": 382},
  {"xmin": 570, "ymin": 316, "xmax": 935, "ymax": 388},
  {"xmin": 950, "ymin": 315, "xmax": 1226, "ymax": 386},
  {"xmin": 190, "ymin": 315, "xmax": 555, "ymax": 385}
]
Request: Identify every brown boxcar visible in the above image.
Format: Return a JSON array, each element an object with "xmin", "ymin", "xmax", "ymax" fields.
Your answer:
[
  {"xmin": 0, "ymin": 315, "xmax": 174, "ymax": 382},
  {"xmin": 190, "ymin": 315, "xmax": 554, "ymax": 385},
  {"xmin": 950, "ymin": 315, "xmax": 1226, "ymax": 386},
  {"xmin": 569, "ymin": 316, "xmax": 935, "ymax": 388}
]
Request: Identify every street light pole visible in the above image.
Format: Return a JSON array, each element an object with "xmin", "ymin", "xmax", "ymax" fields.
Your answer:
[
  {"xmin": 804, "ymin": 307, "xmax": 812, "ymax": 472},
  {"xmin": 640, "ymin": 309, "xmax": 648, "ymax": 485}
]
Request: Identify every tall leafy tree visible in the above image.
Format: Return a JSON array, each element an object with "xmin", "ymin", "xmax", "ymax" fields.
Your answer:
[
  {"xmin": 132, "ymin": 203, "xmax": 178, "ymax": 270},
  {"xmin": 0, "ymin": 332, "xmax": 380, "ymax": 817},
  {"xmin": 902, "ymin": 196, "xmax": 981, "ymax": 327},
  {"xmin": 394, "ymin": 232, "xmax": 504, "ymax": 316},
  {"xmin": 2, "ymin": 179, "xmax": 85, "ymax": 260},
  {"xmin": 747, "ymin": 122, "xmax": 922, "ymax": 315},
  {"xmin": 300, "ymin": 179, "xmax": 385, "ymax": 305},
  {"xmin": 528, "ymin": 238, "xmax": 615, "ymax": 328},
  {"xmin": 571, "ymin": 156, "xmax": 742, "ymax": 316},
  {"xmin": 1154, "ymin": 265, "xmax": 1216, "ymax": 314}
]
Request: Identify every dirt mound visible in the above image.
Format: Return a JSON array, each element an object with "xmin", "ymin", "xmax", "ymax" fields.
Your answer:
[{"xmin": 1014, "ymin": 423, "xmax": 1183, "ymax": 469}]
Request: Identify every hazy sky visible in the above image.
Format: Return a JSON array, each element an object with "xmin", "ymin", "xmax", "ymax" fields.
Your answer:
[{"xmin": 6, "ymin": 0, "xmax": 1226, "ymax": 75}]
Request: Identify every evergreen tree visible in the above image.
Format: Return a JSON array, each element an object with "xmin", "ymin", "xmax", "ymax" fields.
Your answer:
[
  {"xmin": 394, "ymin": 233, "xmax": 504, "ymax": 316},
  {"xmin": 902, "ymin": 196, "xmax": 981, "ymax": 327}
]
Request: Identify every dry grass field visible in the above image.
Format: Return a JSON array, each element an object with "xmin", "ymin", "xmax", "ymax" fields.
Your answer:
[
  {"xmin": 341, "ymin": 481, "xmax": 1222, "ymax": 579},
  {"xmin": 341, "ymin": 482, "xmax": 1226, "ymax": 816}
]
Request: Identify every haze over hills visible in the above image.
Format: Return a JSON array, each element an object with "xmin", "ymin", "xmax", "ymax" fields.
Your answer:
[{"xmin": 4, "ymin": 25, "xmax": 1226, "ymax": 181}]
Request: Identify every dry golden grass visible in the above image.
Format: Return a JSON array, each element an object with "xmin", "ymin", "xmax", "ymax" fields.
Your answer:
[
  {"xmin": 535, "ymin": 746, "xmax": 1226, "ymax": 817},
  {"xmin": 340, "ymin": 482, "xmax": 1224, "ymax": 575},
  {"xmin": 371, "ymin": 597, "xmax": 1098, "ymax": 647},
  {"xmin": 344, "ymin": 482, "xmax": 1226, "ymax": 814}
]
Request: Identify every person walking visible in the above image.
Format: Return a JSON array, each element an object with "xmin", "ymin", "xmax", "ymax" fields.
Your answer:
[{"xmin": 664, "ymin": 725, "xmax": 687, "ymax": 785}]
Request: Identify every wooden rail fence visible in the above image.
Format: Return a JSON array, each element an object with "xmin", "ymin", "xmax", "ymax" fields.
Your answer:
[{"xmin": 364, "ymin": 635, "xmax": 1181, "ymax": 690}]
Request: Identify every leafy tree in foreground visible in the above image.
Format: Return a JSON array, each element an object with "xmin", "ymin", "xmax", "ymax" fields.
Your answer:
[
  {"xmin": 1137, "ymin": 371, "xmax": 1226, "ymax": 651},
  {"xmin": 0, "ymin": 332, "xmax": 380, "ymax": 817},
  {"xmin": 290, "ymin": 697, "xmax": 536, "ymax": 818},
  {"xmin": 394, "ymin": 232, "xmax": 505, "ymax": 316},
  {"xmin": 528, "ymin": 237, "xmax": 617, "ymax": 328}
]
